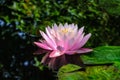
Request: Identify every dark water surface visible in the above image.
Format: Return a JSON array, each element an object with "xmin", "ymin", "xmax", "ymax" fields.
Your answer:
[{"xmin": 0, "ymin": 19, "xmax": 55, "ymax": 80}]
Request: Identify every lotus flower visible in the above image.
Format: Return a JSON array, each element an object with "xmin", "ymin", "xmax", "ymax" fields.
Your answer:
[{"xmin": 34, "ymin": 23, "xmax": 92, "ymax": 70}]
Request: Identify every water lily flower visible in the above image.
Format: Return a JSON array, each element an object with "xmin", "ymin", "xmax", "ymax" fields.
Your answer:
[{"xmin": 34, "ymin": 23, "xmax": 92, "ymax": 70}]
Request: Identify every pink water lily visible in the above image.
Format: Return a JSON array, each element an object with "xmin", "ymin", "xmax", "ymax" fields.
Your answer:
[{"xmin": 34, "ymin": 23, "xmax": 92, "ymax": 70}]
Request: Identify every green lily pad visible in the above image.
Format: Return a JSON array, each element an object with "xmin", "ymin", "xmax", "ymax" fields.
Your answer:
[
  {"xmin": 58, "ymin": 64, "xmax": 83, "ymax": 80},
  {"xmin": 81, "ymin": 46, "xmax": 120, "ymax": 64}
]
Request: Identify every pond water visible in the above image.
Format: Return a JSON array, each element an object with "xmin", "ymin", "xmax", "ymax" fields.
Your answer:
[{"xmin": 0, "ymin": 19, "xmax": 55, "ymax": 80}]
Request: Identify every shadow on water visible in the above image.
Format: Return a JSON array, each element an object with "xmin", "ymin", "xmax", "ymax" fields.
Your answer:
[{"xmin": 0, "ymin": 19, "xmax": 56, "ymax": 80}]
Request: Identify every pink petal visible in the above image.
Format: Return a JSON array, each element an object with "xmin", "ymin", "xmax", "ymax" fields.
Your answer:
[
  {"xmin": 76, "ymin": 48, "xmax": 93, "ymax": 53},
  {"xmin": 77, "ymin": 27, "xmax": 84, "ymax": 36},
  {"xmin": 46, "ymin": 27, "xmax": 56, "ymax": 46},
  {"xmin": 78, "ymin": 33, "xmax": 91, "ymax": 48},
  {"xmin": 69, "ymin": 27, "xmax": 84, "ymax": 50},
  {"xmin": 34, "ymin": 42, "xmax": 52, "ymax": 50},
  {"xmin": 40, "ymin": 31, "xmax": 56, "ymax": 49},
  {"xmin": 59, "ymin": 23, "xmax": 64, "ymax": 28},
  {"xmin": 70, "ymin": 33, "xmax": 84, "ymax": 50},
  {"xmin": 52, "ymin": 23, "xmax": 58, "ymax": 31},
  {"xmin": 64, "ymin": 25, "xmax": 78, "ymax": 50},
  {"xmin": 65, "ymin": 48, "xmax": 92, "ymax": 55},
  {"xmin": 52, "ymin": 24, "xmax": 64, "ymax": 45},
  {"xmin": 64, "ymin": 23, "xmax": 69, "ymax": 28},
  {"xmin": 49, "ymin": 50, "xmax": 64, "ymax": 58}
]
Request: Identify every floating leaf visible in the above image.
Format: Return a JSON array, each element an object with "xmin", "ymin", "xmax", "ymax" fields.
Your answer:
[
  {"xmin": 58, "ymin": 64, "xmax": 81, "ymax": 75},
  {"xmin": 81, "ymin": 46, "xmax": 120, "ymax": 64},
  {"xmin": 58, "ymin": 64, "xmax": 120, "ymax": 80},
  {"xmin": 58, "ymin": 64, "xmax": 83, "ymax": 80}
]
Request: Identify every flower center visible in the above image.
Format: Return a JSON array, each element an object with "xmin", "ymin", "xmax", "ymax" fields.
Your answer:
[
  {"xmin": 61, "ymin": 28, "xmax": 68, "ymax": 33},
  {"xmin": 61, "ymin": 28, "xmax": 73, "ymax": 34}
]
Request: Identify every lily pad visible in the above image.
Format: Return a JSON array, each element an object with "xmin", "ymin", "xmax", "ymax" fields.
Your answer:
[{"xmin": 81, "ymin": 46, "xmax": 120, "ymax": 64}]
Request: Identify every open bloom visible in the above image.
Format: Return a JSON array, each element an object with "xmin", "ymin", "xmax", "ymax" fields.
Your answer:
[{"xmin": 34, "ymin": 23, "xmax": 92, "ymax": 70}]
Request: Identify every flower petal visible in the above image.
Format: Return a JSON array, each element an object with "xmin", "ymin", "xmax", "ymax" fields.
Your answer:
[
  {"xmin": 76, "ymin": 48, "xmax": 93, "ymax": 53},
  {"xmin": 70, "ymin": 33, "xmax": 84, "ymax": 50},
  {"xmin": 34, "ymin": 42, "xmax": 52, "ymax": 50},
  {"xmin": 64, "ymin": 23, "xmax": 69, "ymax": 28},
  {"xmin": 65, "ymin": 48, "xmax": 92, "ymax": 55},
  {"xmin": 78, "ymin": 33, "xmax": 91, "ymax": 48},
  {"xmin": 49, "ymin": 50, "xmax": 64, "ymax": 58},
  {"xmin": 46, "ymin": 27, "xmax": 57, "ymax": 46},
  {"xmin": 69, "ymin": 27, "xmax": 84, "ymax": 50},
  {"xmin": 40, "ymin": 31, "xmax": 56, "ymax": 49}
]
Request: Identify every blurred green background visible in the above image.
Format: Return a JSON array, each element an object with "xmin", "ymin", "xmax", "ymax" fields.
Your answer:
[{"xmin": 0, "ymin": 0, "xmax": 120, "ymax": 80}]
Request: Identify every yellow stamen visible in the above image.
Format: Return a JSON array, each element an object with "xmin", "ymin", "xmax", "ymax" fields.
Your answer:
[{"xmin": 61, "ymin": 28, "xmax": 68, "ymax": 33}]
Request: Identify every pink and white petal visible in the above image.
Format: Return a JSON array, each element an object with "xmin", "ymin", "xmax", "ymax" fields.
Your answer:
[
  {"xmin": 75, "ymin": 27, "xmax": 84, "ymax": 40},
  {"xmin": 59, "ymin": 23, "xmax": 64, "ymax": 28},
  {"xmin": 70, "ymin": 23, "xmax": 75, "ymax": 29},
  {"xmin": 64, "ymin": 23, "xmax": 69, "ymax": 28},
  {"xmin": 76, "ymin": 48, "xmax": 93, "ymax": 53},
  {"xmin": 49, "ymin": 50, "xmax": 64, "ymax": 58},
  {"xmin": 72, "ymin": 25, "xmax": 78, "ymax": 34},
  {"xmin": 34, "ymin": 42, "xmax": 52, "ymax": 50},
  {"xmin": 46, "ymin": 26, "xmax": 52, "ymax": 35},
  {"xmin": 52, "ymin": 24, "xmax": 58, "ymax": 35},
  {"xmin": 77, "ymin": 26, "xmax": 84, "ymax": 36},
  {"xmin": 78, "ymin": 33, "xmax": 91, "ymax": 48},
  {"xmin": 63, "ymin": 33, "xmax": 75, "ymax": 51},
  {"xmin": 65, "ymin": 48, "xmax": 92, "ymax": 55},
  {"xmin": 50, "ymin": 28, "xmax": 64, "ymax": 47},
  {"xmin": 69, "ymin": 27, "xmax": 84, "ymax": 50},
  {"xmin": 74, "ymin": 24, "xmax": 78, "ymax": 29},
  {"xmin": 46, "ymin": 27, "xmax": 57, "ymax": 46},
  {"xmin": 40, "ymin": 31, "xmax": 56, "ymax": 49},
  {"xmin": 52, "ymin": 24, "xmax": 63, "ymax": 41},
  {"xmin": 70, "ymin": 33, "xmax": 84, "ymax": 50}
]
